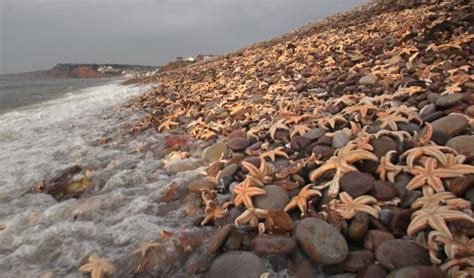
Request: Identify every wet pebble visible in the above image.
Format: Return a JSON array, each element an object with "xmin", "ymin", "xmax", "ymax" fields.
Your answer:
[
  {"xmin": 387, "ymin": 265, "xmax": 445, "ymax": 278},
  {"xmin": 446, "ymin": 135, "xmax": 474, "ymax": 159},
  {"xmin": 359, "ymin": 74, "xmax": 377, "ymax": 85},
  {"xmin": 250, "ymin": 235, "xmax": 296, "ymax": 256},
  {"xmin": 291, "ymin": 136, "xmax": 312, "ymax": 152},
  {"xmin": 400, "ymin": 190, "xmax": 423, "ymax": 208},
  {"xmin": 447, "ymin": 175, "xmax": 474, "ymax": 197},
  {"xmin": 340, "ymin": 171, "xmax": 375, "ymax": 198},
  {"xmin": 348, "ymin": 212, "xmax": 369, "ymax": 241},
  {"xmin": 202, "ymin": 143, "xmax": 228, "ymax": 161},
  {"xmin": 265, "ymin": 209, "xmax": 295, "ymax": 234},
  {"xmin": 435, "ymin": 93, "xmax": 464, "ymax": 108},
  {"xmin": 295, "ymin": 218, "xmax": 348, "ymax": 265},
  {"xmin": 363, "ymin": 229, "xmax": 395, "ymax": 252},
  {"xmin": 357, "ymin": 264, "xmax": 388, "ymax": 278},
  {"xmin": 332, "ymin": 130, "xmax": 351, "ymax": 149},
  {"xmin": 312, "ymin": 145, "xmax": 334, "ymax": 160},
  {"xmin": 341, "ymin": 250, "xmax": 374, "ymax": 273},
  {"xmin": 375, "ymin": 239, "xmax": 430, "ymax": 271},
  {"xmin": 419, "ymin": 103, "xmax": 437, "ymax": 117},
  {"xmin": 388, "ymin": 208, "xmax": 412, "ymax": 236},
  {"xmin": 431, "ymin": 114, "xmax": 468, "ymax": 139},
  {"xmin": 217, "ymin": 164, "xmax": 239, "ymax": 183},
  {"xmin": 422, "ymin": 111, "xmax": 444, "ymax": 122},
  {"xmin": 304, "ymin": 128, "xmax": 326, "ymax": 141},
  {"xmin": 371, "ymin": 136, "xmax": 397, "ymax": 159},
  {"xmin": 369, "ymin": 181, "xmax": 398, "ymax": 201},
  {"xmin": 187, "ymin": 177, "xmax": 216, "ymax": 194},
  {"xmin": 227, "ymin": 137, "xmax": 251, "ymax": 151},
  {"xmin": 208, "ymin": 224, "xmax": 235, "ymax": 254},
  {"xmin": 207, "ymin": 251, "xmax": 266, "ymax": 278},
  {"xmin": 254, "ymin": 185, "xmax": 290, "ymax": 210}
]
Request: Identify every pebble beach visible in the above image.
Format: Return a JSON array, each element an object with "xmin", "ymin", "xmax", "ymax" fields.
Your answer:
[{"xmin": 1, "ymin": 0, "xmax": 473, "ymax": 277}]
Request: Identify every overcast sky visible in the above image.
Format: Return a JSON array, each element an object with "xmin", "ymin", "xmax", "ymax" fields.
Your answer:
[{"xmin": 0, "ymin": 0, "xmax": 367, "ymax": 74}]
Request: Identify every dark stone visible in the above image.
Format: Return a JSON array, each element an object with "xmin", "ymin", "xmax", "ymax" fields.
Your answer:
[
  {"xmin": 341, "ymin": 250, "xmax": 375, "ymax": 273},
  {"xmin": 446, "ymin": 135, "xmax": 474, "ymax": 160},
  {"xmin": 340, "ymin": 171, "xmax": 375, "ymax": 198},
  {"xmin": 227, "ymin": 137, "xmax": 251, "ymax": 151},
  {"xmin": 348, "ymin": 213, "xmax": 370, "ymax": 241},
  {"xmin": 250, "ymin": 235, "xmax": 296, "ymax": 256},
  {"xmin": 254, "ymin": 185, "xmax": 290, "ymax": 210},
  {"xmin": 369, "ymin": 181, "xmax": 398, "ymax": 201},
  {"xmin": 363, "ymin": 230, "xmax": 395, "ymax": 252},
  {"xmin": 435, "ymin": 93, "xmax": 464, "ymax": 108},
  {"xmin": 375, "ymin": 239, "xmax": 431, "ymax": 271},
  {"xmin": 357, "ymin": 264, "xmax": 388, "ymax": 278},
  {"xmin": 371, "ymin": 136, "xmax": 397, "ymax": 159},
  {"xmin": 387, "ymin": 265, "xmax": 446, "ymax": 278},
  {"xmin": 208, "ymin": 224, "xmax": 235, "ymax": 254},
  {"xmin": 431, "ymin": 114, "xmax": 469, "ymax": 138},
  {"xmin": 312, "ymin": 145, "xmax": 335, "ymax": 161},
  {"xmin": 295, "ymin": 218, "xmax": 349, "ymax": 265},
  {"xmin": 291, "ymin": 136, "xmax": 312, "ymax": 152},
  {"xmin": 207, "ymin": 251, "xmax": 266, "ymax": 278}
]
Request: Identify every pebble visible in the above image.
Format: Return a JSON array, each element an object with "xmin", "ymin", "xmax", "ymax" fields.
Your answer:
[
  {"xmin": 431, "ymin": 114, "xmax": 469, "ymax": 139},
  {"xmin": 369, "ymin": 181, "xmax": 398, "ymax": 201},
  {"xmin": 371, "ymin": 136, "xmax": 397, "ymax": 159},
  {"xmin": 291, "ymin": 136, "xmax": 312, "ymax": 152},
  {"xmin": 207, "ymin": 251, "xmax": 266, "ymax": 278},
  {"xmin": 375, "ymin": 239, "xmax": 431, "ymax": 271},
  {"xmin": 427, "ymin": 93, "xmax": 441, "ymax": 103},
  {"xmin": 312, "ymin": 145, "xmax": 335, "ymax": 160},
  {"xmin": 254, "ymin": 185, "xmax": 290, "ymax": 210},
  {"xmin": 295, "ymin": 218, "xmax": 349, "ymax": 265},
  {"xmin": 447, "ymin": 175, "xmax": 474, "ymax": 197},
  {"xmin": 187, "ymin": 177, "xmax": 217, "ymax": 193},
  {"xmin": 465, "ymin": 187, "xmax": 474, "ymax": 204},
  {"xmin": 363, "ymin": 229, "xmax": 395, "ymax": 252},
  {"xmin": 400, "ymin": 190, "xmax": 423, "ymax": 208},
  {"xmin": 341, "ymin": 250, "xmax": 374, "ymax": 273},
  {"xmin": 304, "ymin": 128, "xmax": 326, "ymax": 141},
  {"xmin": 340, "ymin": 171, "xmax": 375, "ymax": 198},
  {"xmin": 388, "ymin": 208, "xmax": 413, "ymax": 236},
  {"xmin": 466, "ymin": 105, "xmax": 474, "ymax": 117},
  {"xmin": 265, "ymin": 209, "xmax": 295, "ymax": 234},
  {"xmin": 446, "ymin": 135, "xmax": 474, "ymax": 159},
  {"xmin": 348, "ymin": 212, "xmax": 369, "ymax": 241},
  {"xmin": 165, "ymin": 158, "xmax": 205, "ymax": 173},
  {"xmin": 217, "ymin": 164, "xmax": 239, "ymax": 183},
  {"xmin": 208, "ymin": 224, "xmax": 235, "ymax": 254},
  {"xmin": 317, "ymin": 135, "xmax": 333, "ymax": 146},
  {"xmin": 435, "ymin": 93, "xmax": 464, "ymax": 108},
  {"xmin": 422, "ymin": 111, "xmax": 444, "ymax": 122},
  {"xmin": 357, "ymin": 264, "xmax": 388, "ymax": 278},
  {"xmin": 393, "ymin": 173, "xmax": 411, "ymax": 196},
  {"xmin": 228, "ymin": 129, "xmax": 247, "ymax": 139},
  {"xmin": 419, "ymin": 103, "xmax": 437, "ymax": 117},
  {"xmin": 359, "ymin": 74, "xmax": 377, "ymax": 85},
  {"xmin": 332, "ymin": 130, "xmax": 351, "ymax": 149},
  {"xmin": 203, "ymin": 143, "xmax": 228, "ymax": 161},
  {"xmin": 387, "ymin": 265, "xmax": 445, "ymax": 278},
  {"xmin": 250, "ymin": 235, "xmax": 296, "ymax": 256},
  {"xmin": 227, "ymin": 137, "xmax": 251, "ymax": 151}
]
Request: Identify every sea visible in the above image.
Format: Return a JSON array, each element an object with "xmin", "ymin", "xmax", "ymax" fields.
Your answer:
[{"xmin": 0, "ymin": 78, "xmax": 205, "ymax": 276}]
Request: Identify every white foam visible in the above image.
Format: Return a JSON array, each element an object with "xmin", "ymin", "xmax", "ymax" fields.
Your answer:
[{"xmin": 0, "ymin": 82, "xmax": 205, "ymax": 276}]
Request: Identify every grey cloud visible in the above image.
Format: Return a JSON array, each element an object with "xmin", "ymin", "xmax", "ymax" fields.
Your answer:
[{"xmin": 0, "ymin": 0, "xmax": 367, "ymax": 74}]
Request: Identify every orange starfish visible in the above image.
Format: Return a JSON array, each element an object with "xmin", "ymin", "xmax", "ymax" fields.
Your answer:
[
  {"xmin": 284, "ymin": 184, "xmax": 322, "ymax": 217},
  {"xmin": 234, "ymin": 207, "xmax": 268, "ymax": 228},
  {"xmin": 79, "ymin": 255, "xmax": 115, "ymax": 278},
  {"xmin": 329, "ymin": 192, "xmax": 381, "ymax": 220},
  {"xmin": 309, "ymin": 148, "xmax": 378, "ymax": 197},
  {"xmin": 233, "ymin": 178, "xmax": 266, "ymax": 208}
]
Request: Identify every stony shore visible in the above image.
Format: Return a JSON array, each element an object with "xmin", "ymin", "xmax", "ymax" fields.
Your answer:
[{"xmin": 30, "ymin": 0, "xmax": 474, "ymax": 277}]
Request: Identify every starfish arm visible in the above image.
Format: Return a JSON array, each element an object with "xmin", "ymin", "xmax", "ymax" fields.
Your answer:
[
  {"xmin": 406, "ymin": 175, "xmax": 427, "ymax": 191},
  {"xmin": 407, "ymin": 215, "xmax": 428, "ymax": 237},
  {"xmin": 284, "ymin": 198, "xmax": 298, "ymax": 213},
  {"xmin": 344, "ymin": 150, "xmax": 378, "ymax": 163},
  {"xmin": 309, "ymin": 161, "xmax": 336, "ymax": 182},
  {"xmin": 428, "ymin": 214, "xmax": 453, "ymax": 239},
  {"xmin": 427, "ymin": 176, "xmax": 446, "ymax": 192},
  {"xmin": 357, "ymin": 206, "xmax": 380, "ymax": 218}
]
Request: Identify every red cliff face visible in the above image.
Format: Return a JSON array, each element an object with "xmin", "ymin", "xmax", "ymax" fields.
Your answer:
[{"xmin": 70, "ymin": 66, "xmax": 102, "ymax": 78}]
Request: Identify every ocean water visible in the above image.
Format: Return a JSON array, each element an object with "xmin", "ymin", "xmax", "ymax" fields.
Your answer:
[{"xmin": 0, "ymin": 80, "xmax": 209, "ymax": 276}]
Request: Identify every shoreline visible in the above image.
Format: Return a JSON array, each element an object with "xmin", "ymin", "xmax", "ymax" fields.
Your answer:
[{"xmin": 1, "ymin": 0, "xmax": 473, "ymax": 277}]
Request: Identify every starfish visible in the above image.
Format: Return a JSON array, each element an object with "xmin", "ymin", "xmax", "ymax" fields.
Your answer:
[
  {"xmin": 241, "ymin": 158, "xmax": 273, "ymax": 185},
  {"xmin": 412, "ymin": 187, "xmax": 471, "ymax": 210},
  {"xmin": 387, "ymin": 105, "xmax": 422, "ymax": 124},
  {"xmin": 329, "ymin": 192, "xmax": 381, "ymax": 220},
  {"xmin": 284, "ymin": 184, "xmax": 322, "ymax": 217},
  {"xmin": 201, "ymin": 199, "xmax": 227, "ymax": 225},
  {"xmin": 407, "ymin": 205, "xmax": 473, "ymax": 239},
  {"xmin": 427, "ymin": 231, "xmax": 473, "ymax": 265},
  {"xmin": 133, "ymin": 241, "xmax": 160, "ymax": 258},
  {"xmin": 158, "ymin": 119, "xmax": 179, "ymax": 132},
  {"xmin": 376, "ymin": 111, "xmax": 409, "ymax": 130},
  {"xmin": 377, "ymin": 150, "xmax": 403, "ymax": 183},
  {"xmin": 343, "ymin": 103, "xmax": 377, "ymax": 119},
  {"xmin": 259, "ymin": 146, "xmax": 289, "ymax": 162},
  {"xmin": 290, "ymin": 124, "xmax": 311, "ymax": 138},
  {"xmin": 233, "ymin": 178, "xmax": 266, "ymax": 208},
  {"xmin": 234, "ymin": 207, "xmax": 268, "ymax": 228},
  {"xmin": 405, "ymin": 157, "xmax": 474, "ymax": 192},
  {"xmin": 317, "ymin": 114, "xmax": 347, "ymax": 130},
  {"xmin": 309, "ymin": 148, "xmax": 378, "ymax": 197},
  {"xmin": 268, "ymin": 119, "xmax": 290, "ymax": 140},
  {"xmin": 393, "ymin": 85, "xmax": 425, "ymax": 98},
  {"xmin": 79, "ymin": 255, "xmax": 115, "ymax": 278},
  {"xmin": 345, "ymin": 131, "xmax": 373, "ymax": 152},
  {"xmin": 373, "ymin": 129, "xmax": 411, "ymax": 142},
  {"xmin": 401, "ymin": 145, "xmax": 458, "ymax": 169}
]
